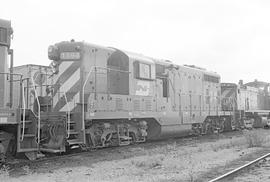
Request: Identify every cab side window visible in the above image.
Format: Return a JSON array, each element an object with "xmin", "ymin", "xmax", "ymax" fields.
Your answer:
[
  {"xmin": 134, "ymin": 61, "xmax": 152, "ymax": 80},
  {"xmin": 107, "ymin": 50, "xmax": 129, "ymax": 95},
  {"xmin": 0, "ymin": 27, "xmax": 7, "ymax": 44},
  {"xmin": 156, "ymin": 64, "xmax": 168, "ymax": 98}
]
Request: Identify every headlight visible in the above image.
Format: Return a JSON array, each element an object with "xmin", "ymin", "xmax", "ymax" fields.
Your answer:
[
  {"xmin": 48, "ymin": 45, "xmax": 59, "ymax": 61},
  {"xmin": 49, "ymin": 60, "xmax": 59, "ymax": 74}
]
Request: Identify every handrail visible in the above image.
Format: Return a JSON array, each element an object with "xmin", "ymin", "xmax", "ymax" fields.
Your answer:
[
  {"xmin": 82, "ymin": 66, "xmax": 96, "ymax": 144},
  {"xmin": 63, "ymin": 92, "xmax": 71, "ymax": 138},
  {"xmin": 0, "ymin": 72, "xmax": 23, "ymax": 77},
  {"xmin": 31, "ymin": 76, "xmax": 41, "ymax": 144},
  {"xmin": 21, "ymin": 81, "xmax": 26, "ymax": 141},
  {"xmin": 168, "ymin": 76, "xmax": 176, "ymax": 108}
]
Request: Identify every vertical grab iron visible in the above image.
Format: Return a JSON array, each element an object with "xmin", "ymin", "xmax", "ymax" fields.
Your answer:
[
  {"xmin": 30, "ymin": 75, "xmax": 41, "ymax": 144},
  {"xmin": 63, "ymin": 92, "xmax": 71, "ymax": 138},
  {"xmin": 82, "ymin": 66, "xmax": 96, "ymax": 144},
  {"xmin": 21, "ymin": 81, "xmax": 26, "ymax": 141}
]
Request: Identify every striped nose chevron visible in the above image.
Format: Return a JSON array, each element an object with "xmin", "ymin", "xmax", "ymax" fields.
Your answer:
[{"xmin": 52, "ymin": 61, "xmax": 81, "ymax": 112}]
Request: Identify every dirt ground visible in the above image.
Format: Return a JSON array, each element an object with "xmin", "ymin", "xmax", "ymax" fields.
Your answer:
[{"xmin": 1, "ymin": 129, "xmax": 270, "ymax": 182}]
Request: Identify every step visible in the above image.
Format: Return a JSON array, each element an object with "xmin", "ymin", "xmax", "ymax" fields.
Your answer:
[
  {"xmin": 67, "ymin": 139, "xmax": 83, "ymax": 145},
  {"xmin": 119, "ymin": 141, "xmax": 130, "ymax": 146},
  {"xmin": 119, "ymin": 136, "xmax": 132, "ymax": 140},
  {"xmin": 17, "ymin": 148, "xmax": 39, "ymax": 153},
  {"xmin": 40, "ymin": 148, "xmax": 65, "ymax": 153},
  {"xmin": 68, "ymin": 130, "xmax": 79, "ymax": 135},
  {"xmin": 20, "ymin": 120, "xmax": 33, "ymax": 124},
  {"xmin": 40, "ymin": 104, "xmax": 52, "ymax": 106},
  {"xmin": 41, "ymin": 115, "xmax": 65, "ymax": 118},
  {"xmin": 41, "ymin": 112, "xmax": 66, "ymax": 116},
  {"xmin": 21, "ymin": 134, "xmax": 35, "ymax": 138},
  {"xmin": 67, "ymin": 120, "xmax": 76, "ymax": 124},
  {"xmin": 41, "ymin": 118, "xmax": 66, "ymax": 122},
  {"xmin": 136, "ymin": 138, "xmax": 146, "ymax": 143}
]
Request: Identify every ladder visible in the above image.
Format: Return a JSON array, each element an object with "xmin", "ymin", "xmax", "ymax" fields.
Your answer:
[
  {"xmin": 17, "ymin": 109, "xmax": 38, "ymax": 154},
  {"xmin": 17, "ymin": 81, "xmax": 38, "ymax": 158},
  {"xmin": 66, "ymin": 112, "xmax": 84, "ymax": 146},
  {"xmin": 63, "ymin": 92, "xmax": 83, "ymax": 147}
]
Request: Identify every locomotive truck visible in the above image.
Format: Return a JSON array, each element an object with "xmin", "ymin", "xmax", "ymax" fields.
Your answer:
[{"xmin": 1, "ymin": 18, "xmax": 270, "ymax": 161}]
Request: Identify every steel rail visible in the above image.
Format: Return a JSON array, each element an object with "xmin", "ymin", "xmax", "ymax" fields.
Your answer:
[{"xmin": 209, "ymin": 152, "xmax": 270, "ymax": 182}]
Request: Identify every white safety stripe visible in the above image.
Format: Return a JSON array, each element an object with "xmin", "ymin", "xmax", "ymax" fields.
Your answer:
[
  {"xmin": 53, "ymin": 61, "xmax": 74, "ymax": 82},
  {"xmin": 222, "ymin": 89, "xmax": 234, "ymax": 98},
  {"xmin": 53, "ymin": 68, "xmax": 80, "ymax": 107},
  {"xmin": 221, "ymin": 90, "xmax": 229, "ymax": 96},
  {"xmin": 60, "ymin": 92, "xmax": 80, "ymax": 112}
]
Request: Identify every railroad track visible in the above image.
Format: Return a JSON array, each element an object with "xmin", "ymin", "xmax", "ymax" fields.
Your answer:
[
  {"xmin": 208, "ymin": 152, "xmax": 270, "ymax": 182},
  {"xmin": 6, "ymin": 130, "xmax": 236, "ymax": 168},
  {"xmin": 4, "ymin": 135, "xmax": 198, "ymax": 169},
  {"xmin": 3, "ymin": 130, "xmax": 243, "ymax": 174}
]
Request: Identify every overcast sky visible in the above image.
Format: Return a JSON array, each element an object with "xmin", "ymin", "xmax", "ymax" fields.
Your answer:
[{"xmin": 1, "ymin": 0, "xmax": 270, "ymax": 83}]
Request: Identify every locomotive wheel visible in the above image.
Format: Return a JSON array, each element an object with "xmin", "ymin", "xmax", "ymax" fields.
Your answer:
[
  {"xmin": 129, "ymin": 132, "xmax": 136, "ymax": 144},
  {"xmin": 202, "ymin": 122, "xmax": 213, "ymax": 135},
  {"xmin": 219, "ymin": 120, "xmax": 225, "ymax": 133}
]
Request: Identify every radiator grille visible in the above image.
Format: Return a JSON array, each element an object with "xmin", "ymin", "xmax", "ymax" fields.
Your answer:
[
  {"xmin": 116, "ymin": 98, "xmax": 123, "ymax": 111},
  {"xmin": 145, "ymin": 99, "xmax": 152, "ymax": 111},
  {"xmin": 133, "ymin": 99, "xmax": 140, "ymax": 111}
]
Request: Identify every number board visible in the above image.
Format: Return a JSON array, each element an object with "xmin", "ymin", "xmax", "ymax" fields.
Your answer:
[
  {"xmin": 60, "ymin": 52, "xmax": 80, "ymax": 60},
  {"xmin": 0, "ymin": 117, "xmax": 7, "ymax": 123}
]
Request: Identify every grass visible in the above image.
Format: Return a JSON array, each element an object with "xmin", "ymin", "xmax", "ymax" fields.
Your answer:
[
  {"xmin": 4, "ymin": 129, "xmax": 269, "ymax": 182},
  {"xmin": 209, "ymin": 137, "xmax": 246, "ymax": 152},
  {"xmin": 243, "ymin": 130, "xmax": 264, "ymax": 148},
  {"xmin": 22, "ymin": 165, "xmax": 32, "ymax": 175},
  {"xmin": 0, "ymin": 165, "xmax": 10, "ymax": 181},
  {"xmin": 130, "ymin": 133, "xmax": 261, "ymax": 179},
  {"xmin": 131, "ymin": 154, "xmax": 164, "ymax": 169},
  {"xmin": 186, "ymin": 153, "xmax": 196, "ymax": 182}
]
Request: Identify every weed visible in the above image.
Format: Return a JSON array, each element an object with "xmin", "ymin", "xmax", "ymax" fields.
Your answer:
[
  {"xmin": 0, "ymin": 165, "xmax": 10, "ymax": 180},
  {"xmin": 243, "ymin": 130, "xmax": 264, "ymax": 148},
  {"xmin": 186, "ymin": 153, "xmax": 196, "ymax": 182},
  {"xmin": 22, "ymin": 165, "xmax": 32, "ymax": 175},
  {"xmin": 132, "ymin": 155, "xmax": 164, "ymax": 169},
  {"xmin": 197, "ymin": 147, "xmax": 203, "ymax": 152},
  {"xmin": 166, "ymin": 142, "xmax": 177, "ymax": 151}
]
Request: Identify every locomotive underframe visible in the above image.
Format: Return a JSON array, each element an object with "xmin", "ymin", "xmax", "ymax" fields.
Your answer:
[{"xmin": 84, "ymin": 119, "xmax": 147, "ymax": 148}]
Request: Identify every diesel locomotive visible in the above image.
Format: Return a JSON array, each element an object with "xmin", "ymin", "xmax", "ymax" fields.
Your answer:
[
  {"xmin": 43, "ymin": 40, "xmax": 228, "ymax": 152},
  {"xmin": 1, "ymin": 18, "xmax": 270, "ymax": 161}
]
